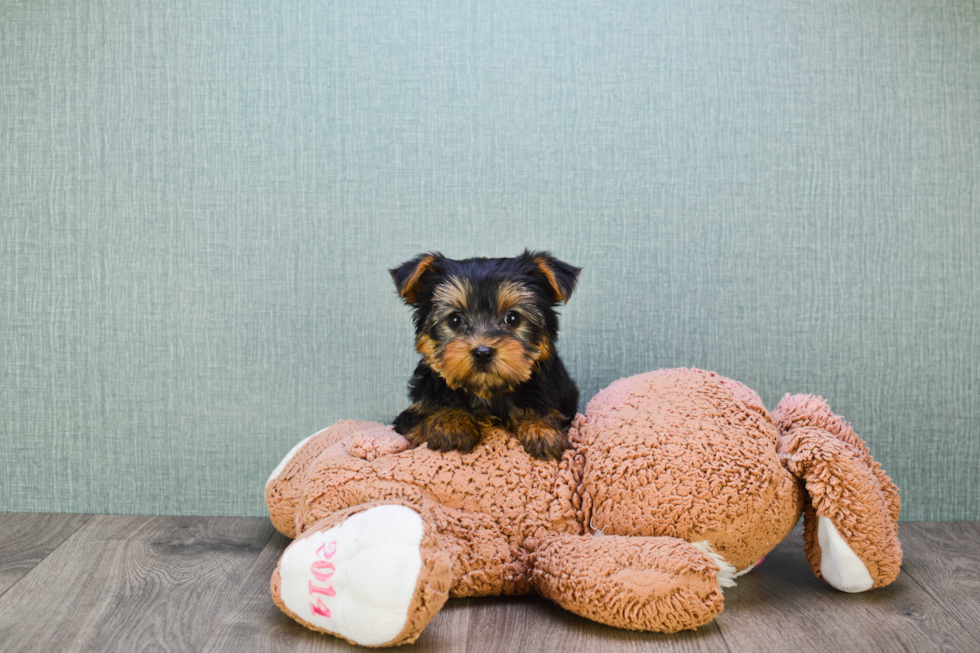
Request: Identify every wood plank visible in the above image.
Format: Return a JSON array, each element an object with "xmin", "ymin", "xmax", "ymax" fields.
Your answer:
[
  {"xmin": 202, "ymin": 531, "xmax": 472, "ymax": 653},
  {"xmin": 716, "ymin": 523, "xmax": 980, "ymax": 652},
  {"xmin": 0, "ymin": 515, "xmax": 272, "ymax": 653},
  {"xmin": 0, "ymin": 512, "xmax": 92, "ymax": 597},
  {"xmin": 465, "ymin": 593, "xmax": 729, "ymax": 653},
  {"xmin": 2, "ymin": 515, "xmax": 976, "ymax": 652},
  {"xmin": 896, "ymin": 522, "xmax": 980, "ymax": 637}
]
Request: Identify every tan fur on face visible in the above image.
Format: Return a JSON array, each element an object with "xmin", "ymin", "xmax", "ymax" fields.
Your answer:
[
  {"xmin": 534, "ymin": 337, "xmax": 552, "ymax": 363},
  {"xmin": 495, "ymin": 282, "xmax": 544, "ymax": 330},
  {"xmin": 416, "ymin": 334, "xmax": 442, "ymax": 375},
  {"xmin": 439, "ymin": 336, "xmax": 534, "ymax": 399},
  {"xmin": 433, "ymin": 277, "xmax": 471, "ymax": 311},
  {"xmin": 487, "ymin": 337, "xmax": 533, "ymax": 386},
  {"xmin": 496, "ymin": 281, "xmax": 534, "ymax": 314},
  {"xmin": 420, "ymin": 329, "xmax": 551, "ymax": 398}
]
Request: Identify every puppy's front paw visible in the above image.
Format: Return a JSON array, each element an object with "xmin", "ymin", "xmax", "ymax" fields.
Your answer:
[
  {"xmin": 416, "ymin": 408, "xmax": 482, "ymax": 453},
  {"xmin": 515, "ymin": 419, "xmax": 569, "ymax": 460}
]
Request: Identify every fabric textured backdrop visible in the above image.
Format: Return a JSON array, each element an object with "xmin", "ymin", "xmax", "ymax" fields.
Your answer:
[{"xmin": 1, "ymin": 0, "xmax": 977, "ymax": 520}]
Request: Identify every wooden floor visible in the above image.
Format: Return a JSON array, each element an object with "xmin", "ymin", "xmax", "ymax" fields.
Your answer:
[{"xmin": 0, "ymin": 515, "xmax": 977, "ymax": 652}]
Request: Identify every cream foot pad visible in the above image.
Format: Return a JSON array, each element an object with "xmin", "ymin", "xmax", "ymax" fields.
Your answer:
[
  {"xmin": 278, "ymin": 505, "xmax": 425, "ymax": 646},
  {"xmin": 817, "ymin": 516, "xmax": 874, "ymax": 593}
]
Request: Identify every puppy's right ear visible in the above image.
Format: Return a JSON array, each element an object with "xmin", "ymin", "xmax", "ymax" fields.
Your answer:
[{"xmin": 389, "ymin": 252, "xmax": 443, "ymax": 304}]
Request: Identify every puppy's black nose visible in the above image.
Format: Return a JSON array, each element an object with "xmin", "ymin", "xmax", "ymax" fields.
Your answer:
[{"xmin": 472, "ymin": 345, "xmax": 494, "ymax": 364}]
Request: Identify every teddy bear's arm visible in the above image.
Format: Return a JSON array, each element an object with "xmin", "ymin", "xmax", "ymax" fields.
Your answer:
[
  {"xmin": 345, "ymin": 425, "xmax": 413, "ymax": 461},
  {"xmin": 529, "ymin": 533, "xmax": 732, "ymax": 633},
  {"xmin": 266, "ymin": 420, "xmax": 387, "ymax": 538},
  {"xmin": 773, "ymin": 394, "xmax": 902, "ymax": 592}
]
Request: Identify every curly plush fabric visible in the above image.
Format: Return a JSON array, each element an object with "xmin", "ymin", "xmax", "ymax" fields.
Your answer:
[
  {"xmin": 772, "ymin": 394, "xmax": 902, "ymax": 588},
  {"xmin": 578, "ymin": 369, "xmax": 803, "ymax": 571},
  {"xmin": 293, "ymin": 425, "xmax": 583, "ymax": 597},
  {"xmin": 530, "ymin": 533, "xmax": 728, "ymax": 632},
  {"xmin": 266, "ymin": 419, "xmax": 379, "ymax": 538},
  {"xmin": 265, "ymin": 368, "xmax": 902, "ymax": 646}
]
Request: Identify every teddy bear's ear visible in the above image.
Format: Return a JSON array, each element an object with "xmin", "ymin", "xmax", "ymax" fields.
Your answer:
[
  {"xmin": 523, "ymin": 250, "xmax": 582, "ymax": 304},
  {"xmin": 390, "ymin": 252, "xmax": 444, "ymax": 304}
]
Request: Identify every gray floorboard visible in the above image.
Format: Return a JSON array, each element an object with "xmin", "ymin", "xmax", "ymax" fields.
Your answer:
[
  {"xmin": 0, "ymin": 512, "xmax": 92, "ymax": 597},
  {"xmin": 464, "ymin": 594, "xmax": 728, "ymax": 653},
  {"xmin": 715, "ymin": 523, "xmax": 980, "ymax": 652},
  {"xmin": 897, "ymin": 522, "xmax": 980, "ymax": 641},
  {"xmin": 1, "ymin": 515, "xmax": 978, "ymax": 652},
  {"xmin": 0, "ymin": 514, "xmax": 273, "ymax": 653}
]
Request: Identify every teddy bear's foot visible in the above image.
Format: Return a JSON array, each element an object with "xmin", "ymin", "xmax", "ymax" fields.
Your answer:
[
  {"xmin": 773, "ymin": 394, "xmax": 902, "ymax": 592},
  {"xmin": 271, "ymin": 503, "xmax": 453, "ymax": 647},
  {"xmin": 530, "ymin": 533, "xmax": 730, "ymax": 633},
  {"xmin": 812, "ymin": 511, "xmax": 874, "ymax": 591}
]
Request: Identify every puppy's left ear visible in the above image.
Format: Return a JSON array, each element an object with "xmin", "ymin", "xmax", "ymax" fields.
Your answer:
[
  {"xmin": 390, "ymin": 252, "xmax": 444, "ymax": 304},
  {"xmin": 524, "ymin": 250, "xmax": 582, "ymax": 304}
]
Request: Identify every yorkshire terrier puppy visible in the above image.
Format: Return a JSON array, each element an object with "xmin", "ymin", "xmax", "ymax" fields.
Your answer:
[{"xmin": 390, "ymin": 251, "xmax": 581, "ymax": 460}]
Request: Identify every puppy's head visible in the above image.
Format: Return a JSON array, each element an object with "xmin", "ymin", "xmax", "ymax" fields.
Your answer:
[{"xmin": 390, "ymin": 251, "xmax": 580, "ymax": 399}]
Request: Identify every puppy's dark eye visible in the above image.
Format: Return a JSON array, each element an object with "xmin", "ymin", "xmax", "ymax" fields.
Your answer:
[
  {"xmin": 447, "ymin": 313, "xmax": 464, "ymax": 329},
  {"xmin": 504, "ymin": 311, "xmax": 521, "ymax": 327}
]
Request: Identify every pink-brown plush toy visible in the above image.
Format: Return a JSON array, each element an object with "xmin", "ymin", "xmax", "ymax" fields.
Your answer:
[{"xmin": 265, "ymin": 368, "xmax": 901, "ymax": 647}]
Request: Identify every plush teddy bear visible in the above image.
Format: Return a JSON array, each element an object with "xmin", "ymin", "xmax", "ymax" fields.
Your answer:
[{"xmin": 265, "ymin": 368, "xmax": 901, "ymax": 647}]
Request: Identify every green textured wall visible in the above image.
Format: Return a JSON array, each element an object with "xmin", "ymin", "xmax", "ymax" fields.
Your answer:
[{"xmin": 2, "ymin": 0, "xmax": 978, "ymax": 520}]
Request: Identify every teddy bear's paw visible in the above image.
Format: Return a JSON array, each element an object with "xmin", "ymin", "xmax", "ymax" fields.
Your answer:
[
  {"xmin": 346, "ymin": 426, "xmax": 413, "ymax": 461},
  {"xmin": 816, "ymin": 516, "xmax": 874, "ymax": 592},
  {"xmin": 691, "ymin": 541, "xmax": 737, "ymax": 588},
  {"xmin": 276, "ymin": 505, "xmax": 428, "ymax": 646}
]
